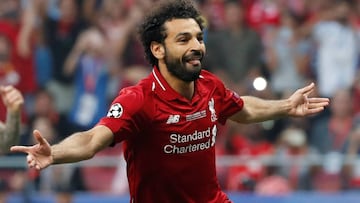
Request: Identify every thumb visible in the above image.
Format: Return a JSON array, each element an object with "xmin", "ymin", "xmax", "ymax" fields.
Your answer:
[{"xmin": 0, "ymin": 86, "xmax": 5, "ymax": 95}]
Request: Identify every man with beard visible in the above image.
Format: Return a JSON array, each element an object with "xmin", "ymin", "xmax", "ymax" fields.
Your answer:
[
  {"xmin": 11, "ymin": 0, "xmax": 329, "ymax": 202},
  {"xmin": 0, "ymin": 85, "xmax": 23, "ymax": 154}
]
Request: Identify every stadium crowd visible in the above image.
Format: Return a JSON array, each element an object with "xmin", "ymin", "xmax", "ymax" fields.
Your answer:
[{"xmin": 1, "ymin": 0, "xmax": 360, "ymax": 201}]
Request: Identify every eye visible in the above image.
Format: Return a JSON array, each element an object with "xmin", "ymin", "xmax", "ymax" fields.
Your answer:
[{"xmin": 178, "ymin": 37, "xmax": 189, "ymax": 43}]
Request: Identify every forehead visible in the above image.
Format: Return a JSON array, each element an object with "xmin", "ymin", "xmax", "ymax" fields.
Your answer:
[{"xmin": 164, "ymin": 18, "xmax": 202, "ymax": 38}]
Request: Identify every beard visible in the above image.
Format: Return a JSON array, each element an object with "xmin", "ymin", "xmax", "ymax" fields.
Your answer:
[{"xmin": 164, "ymin": 48, "xmax": 203, "ymax": 82}]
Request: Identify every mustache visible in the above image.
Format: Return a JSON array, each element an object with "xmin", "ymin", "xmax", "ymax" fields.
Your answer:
[{"xmin": 183, "ymin": 50, "xmax": 204, "ymax": 61}]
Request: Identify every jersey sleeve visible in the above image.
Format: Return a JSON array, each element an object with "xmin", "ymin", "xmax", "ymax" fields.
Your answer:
[
  {"xmin": 209, "ymin": 74, "xmax": 244, "ymax": 125},
  {"xmin": 97, "ymin": 87, "xmax": 145, "ymax": 144},
  {"xmin": 218, "ymin": 86, "xmax": 244, "ymax": 125}
]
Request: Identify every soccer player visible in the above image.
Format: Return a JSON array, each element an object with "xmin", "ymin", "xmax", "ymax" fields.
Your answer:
[
  {"xmin": 11, "ymin": 0, "xmax": 330, "ymax": 202},
  {"xmin": 0, "ymin": 85, "xmax": 24, "ymax": 154}
]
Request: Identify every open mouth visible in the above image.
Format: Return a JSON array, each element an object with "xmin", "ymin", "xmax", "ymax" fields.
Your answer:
[
  {"xmin": 186, "ymin": 59, "xmax": 201, "ymax": 66},
  {"xmin": 184, "ymin": 53, "xmax": 203, "ymax": 66}
]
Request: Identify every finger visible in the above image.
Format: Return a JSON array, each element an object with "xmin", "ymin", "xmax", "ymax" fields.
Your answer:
[
  {"xmin": 1, "ymin": 88, "xmax": 20, "ymax": 105},
  {"xmin": 29, "ymin": 159, "xmax": 36, "ymax": 168},
  {"xmin": 27, "ymin": 154, "xmax": 38, "ymax": 168},
  {"xmin": 10, "ymin": 146, "xmax": 31, "ymax": 153},
  {"xmin": 26, "ymin": 155, "xmax": 32, "ymax": 164},
  {"xmin": 0, "ymin": 85, "xmax": 13, "ymax": 95},
  {"xmin": 304, "ymin": 94, "xmax": 309, "ymax": 105},
  {"xmin": 301, "ymin": 82, "xmax": 315, "ymax": 97},
  {"xmin": 4, "ymin": 89, "xmax": 20, "ymax": 100},
  {"xmin": 308, "ymin": 99, "xmax": 330, "ymax": 105},
  {"xmin": 308, "ymin": 102, "xmax": 329, "ymax": 109},
  {"xmin": 306, "ymin": 107, "xmax": 325, "ymax": 115},
  {"xmin": 0, "ymin": 85, "xmax": 8, "ymax": 94},
  {"xmin": 308, "ymin": 97, "xmax": 330, "ymax": 103},
  {"xmin": 35, "ymin": 164, "xmax": 41, "ymax": 170},
  {"xmin": 302, "ymin": 95, "xmax": 310, "ymax": 114},
  {"xmin": 33, "ymin": 130, "xmax": 47, "ymax": 145},
  {"xmin": 3, "ymin": 91, "xmax": 23, "ymax": 105},
  {"xmin": 27, "ymin": 158, "xmax": 34, "ymax": 168},
  {"xmin": 308, "ymin": 102, "xmax": 330, "ymax": 109}
]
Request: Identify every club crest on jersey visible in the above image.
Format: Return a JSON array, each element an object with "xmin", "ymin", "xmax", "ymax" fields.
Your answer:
[
  {"xmin": 209, "ymin": 98, "xmax": 217, "ymax": 122},
  {"xmin": 107, "ymin": 103, "xmax": 123, "ymax": 118}
]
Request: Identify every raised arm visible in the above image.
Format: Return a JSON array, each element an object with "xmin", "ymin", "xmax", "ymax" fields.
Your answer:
[
  {"xmin": 10, "ymin": 125, "xmax": 114, "ymax": 170},
  {"xmin": 230, "ymin": 83, "xmax": 330, "ymax": 123},
  {"xmin": 0, "ymin": 86, "xmax": 24, "ymax": 154}
]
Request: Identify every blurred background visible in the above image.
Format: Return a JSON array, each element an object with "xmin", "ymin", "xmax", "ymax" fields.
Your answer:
[{"xmin": 1, "ymin": 0, "xmax": 360, "ymax": 202}]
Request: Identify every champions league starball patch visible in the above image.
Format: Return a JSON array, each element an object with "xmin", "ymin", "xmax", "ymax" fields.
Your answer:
[{"xmin": 107, "ymin": 103, "xmax": 123, "ymax": 118}]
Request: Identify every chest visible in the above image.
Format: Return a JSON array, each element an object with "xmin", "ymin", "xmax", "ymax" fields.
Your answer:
[
  {"xmin": 155, "ymin": 95, "xmax": 219, "ymax": 130},
  {"xmin": 142, "ymin": 96, "xmax": 221, "ymax": 156}
]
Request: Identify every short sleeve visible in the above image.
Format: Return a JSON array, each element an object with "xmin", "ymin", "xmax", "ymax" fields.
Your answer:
[
  {"xmin": 202, "ymin": 70, "xmax": 244, "ymax": 124},
  {"xmin": 218, "ymin": 87, "xmax": 244, "ymax": 125},
  {"xmin": 97, "ymin": 87, "xmax": 145, "ymax": 144}
]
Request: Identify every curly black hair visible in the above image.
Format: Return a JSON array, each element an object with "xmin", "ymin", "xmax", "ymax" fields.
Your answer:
[{"xmin": 138, "ymin": 0, "xmax": 205, "ymax": 67}]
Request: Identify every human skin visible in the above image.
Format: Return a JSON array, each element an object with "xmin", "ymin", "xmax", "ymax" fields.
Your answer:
[{"xmin": 0, "ymin": 85, "xmax": 24, "ymax": 154}]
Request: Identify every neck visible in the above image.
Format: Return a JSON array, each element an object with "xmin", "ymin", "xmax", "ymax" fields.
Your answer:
[{"xmin": 158, "ymin": 63, "xmax": 194, "ymax": 100}]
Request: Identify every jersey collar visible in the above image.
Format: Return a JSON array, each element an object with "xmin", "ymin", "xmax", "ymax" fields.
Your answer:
[{"xmin": 151, "ymin": 66, "xmax": 205, "ymax": 103}]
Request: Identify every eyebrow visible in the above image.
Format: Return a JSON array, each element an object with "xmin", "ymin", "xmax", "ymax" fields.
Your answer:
[{"xmin": 175, "ymin": 31, "xmax": 204, "ymax": 38}]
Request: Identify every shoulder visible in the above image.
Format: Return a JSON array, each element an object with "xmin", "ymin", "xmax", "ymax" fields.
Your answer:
[
  {"xmin": 116, "ymin": 79, "xmax": 149, "ymax": 103},
  {"xmin": 198, "ymin": 69, "xmax": 232, "ymax": 97},
  {"xmin": 112, "ymin": 77, "xmax": 154, "ymax": 111},
  {"xmin": 199, "ymin": 69, "xmax": 225, "ymax": 87}
]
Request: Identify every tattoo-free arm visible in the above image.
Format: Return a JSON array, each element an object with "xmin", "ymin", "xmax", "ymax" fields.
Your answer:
[
  {"xmin": 51, "ymin": 125, "xmax": 114, "ymax": 164},
  {"xmin": 230, "ymin": 83, "xmax": 330, "ymax": 123},
  {"xmin": 230, "ymin": 96, "xmax": 291, "ymax": 123},
  {"xmin": 10, "ymin": 125, "xmax": 114, "ymax": 170}
]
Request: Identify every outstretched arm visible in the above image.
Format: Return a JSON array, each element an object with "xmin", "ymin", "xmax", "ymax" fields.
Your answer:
[
  {"xmin": 0, "ymin": 86, "xmax": 24, "ymax": 154},
  {"xmin": 11, "ymin": 125, "xmax": 114, "ymax": 170},
  {"xmin": 230, "ymin": 83, "xmax": 330, "ymax": 123}
]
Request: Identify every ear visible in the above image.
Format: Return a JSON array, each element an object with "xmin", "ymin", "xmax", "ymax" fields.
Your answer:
[{"xmin": 150, "ymin": 41, "xmax": 165, "ymax": 60}]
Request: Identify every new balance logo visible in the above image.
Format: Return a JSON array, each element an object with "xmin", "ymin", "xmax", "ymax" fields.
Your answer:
[{"xmin": 166, "ymin": 115, "xmax": 180, "ymax": 124}]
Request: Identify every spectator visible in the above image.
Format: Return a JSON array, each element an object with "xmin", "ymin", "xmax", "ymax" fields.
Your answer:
[
  {"xmin": 95, "ymin": 0, "xmax": 145, "ymax": 97},
  {"xmin": 0, "ymin": 85, "xmax": 24, "ymax": 154},
  {"xmin": 205, "ymin": 0, "xmax": 263, "ymax": 94},
  {"xmin": 225, "ymin": 122, "xmax": 275, "ymax": 191},
  {"xmin": 0, "ymin": 35, "xmax": 19, "ymax": 88},
  {"xmin": 265, "ymin": 9, "xmax": 310, "ymax": 97},
  {"xmin": 41, "ymin": 0, "xmax": 87, "ymax": 115},
  {"xmin": 63, "ymin": 27, "xmax": 111, "ymax": 131},
  {"xmin": 10, "ymin": 0, "xmax": 329, "ymax": 202},
  {"xmin": 309, "ymin": 88, "xmax": 354, "ymax": 154},
  {"xmin": 245, "ymin": 0, "xmax": 281, "ymax": 37},
  {"xmin": 311, "ymin": 0, "xmax": 359, "ymax": 98},
  {"xmin": 275, "ymin": 126, "xmax": 320, "ymax": 190},
  {"xmin": 0, "ymin": 0, "xmax": 37, "ymax": 96},
  {"xmin": 309, "ymin": 88, "xmax": 354, "ymax": 192},
  {"xmin": 30, "ymin": 116, "xmax": 86, "ymax": 203}
]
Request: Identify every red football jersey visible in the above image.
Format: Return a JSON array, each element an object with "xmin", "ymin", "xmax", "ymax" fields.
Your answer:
[{"xmin": 97, "ymin": 67, "xmax": 244, "ymax": 203}]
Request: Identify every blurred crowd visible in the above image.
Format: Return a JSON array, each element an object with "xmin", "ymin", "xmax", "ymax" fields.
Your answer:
[{"xmin": 1, "ymin": 0, "xmax": 360, "ymax": 201}]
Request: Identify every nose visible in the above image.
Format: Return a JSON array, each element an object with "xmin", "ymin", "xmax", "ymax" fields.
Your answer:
[{"xmin": 190, "ymin": 38, "xmax": 204, "ymax": 52}]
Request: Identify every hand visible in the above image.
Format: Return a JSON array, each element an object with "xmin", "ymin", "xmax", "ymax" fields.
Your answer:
[
  {"xmin": 11, "ymin": 130, "xmax": 53, "ymax": 170},
  {"xmin": 287, "ymin": 83, "xmax": 330, "ymax": 117},
  {"xmin": 0, "ymin": 85, "xmax": 24, "ymax": 113}
]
